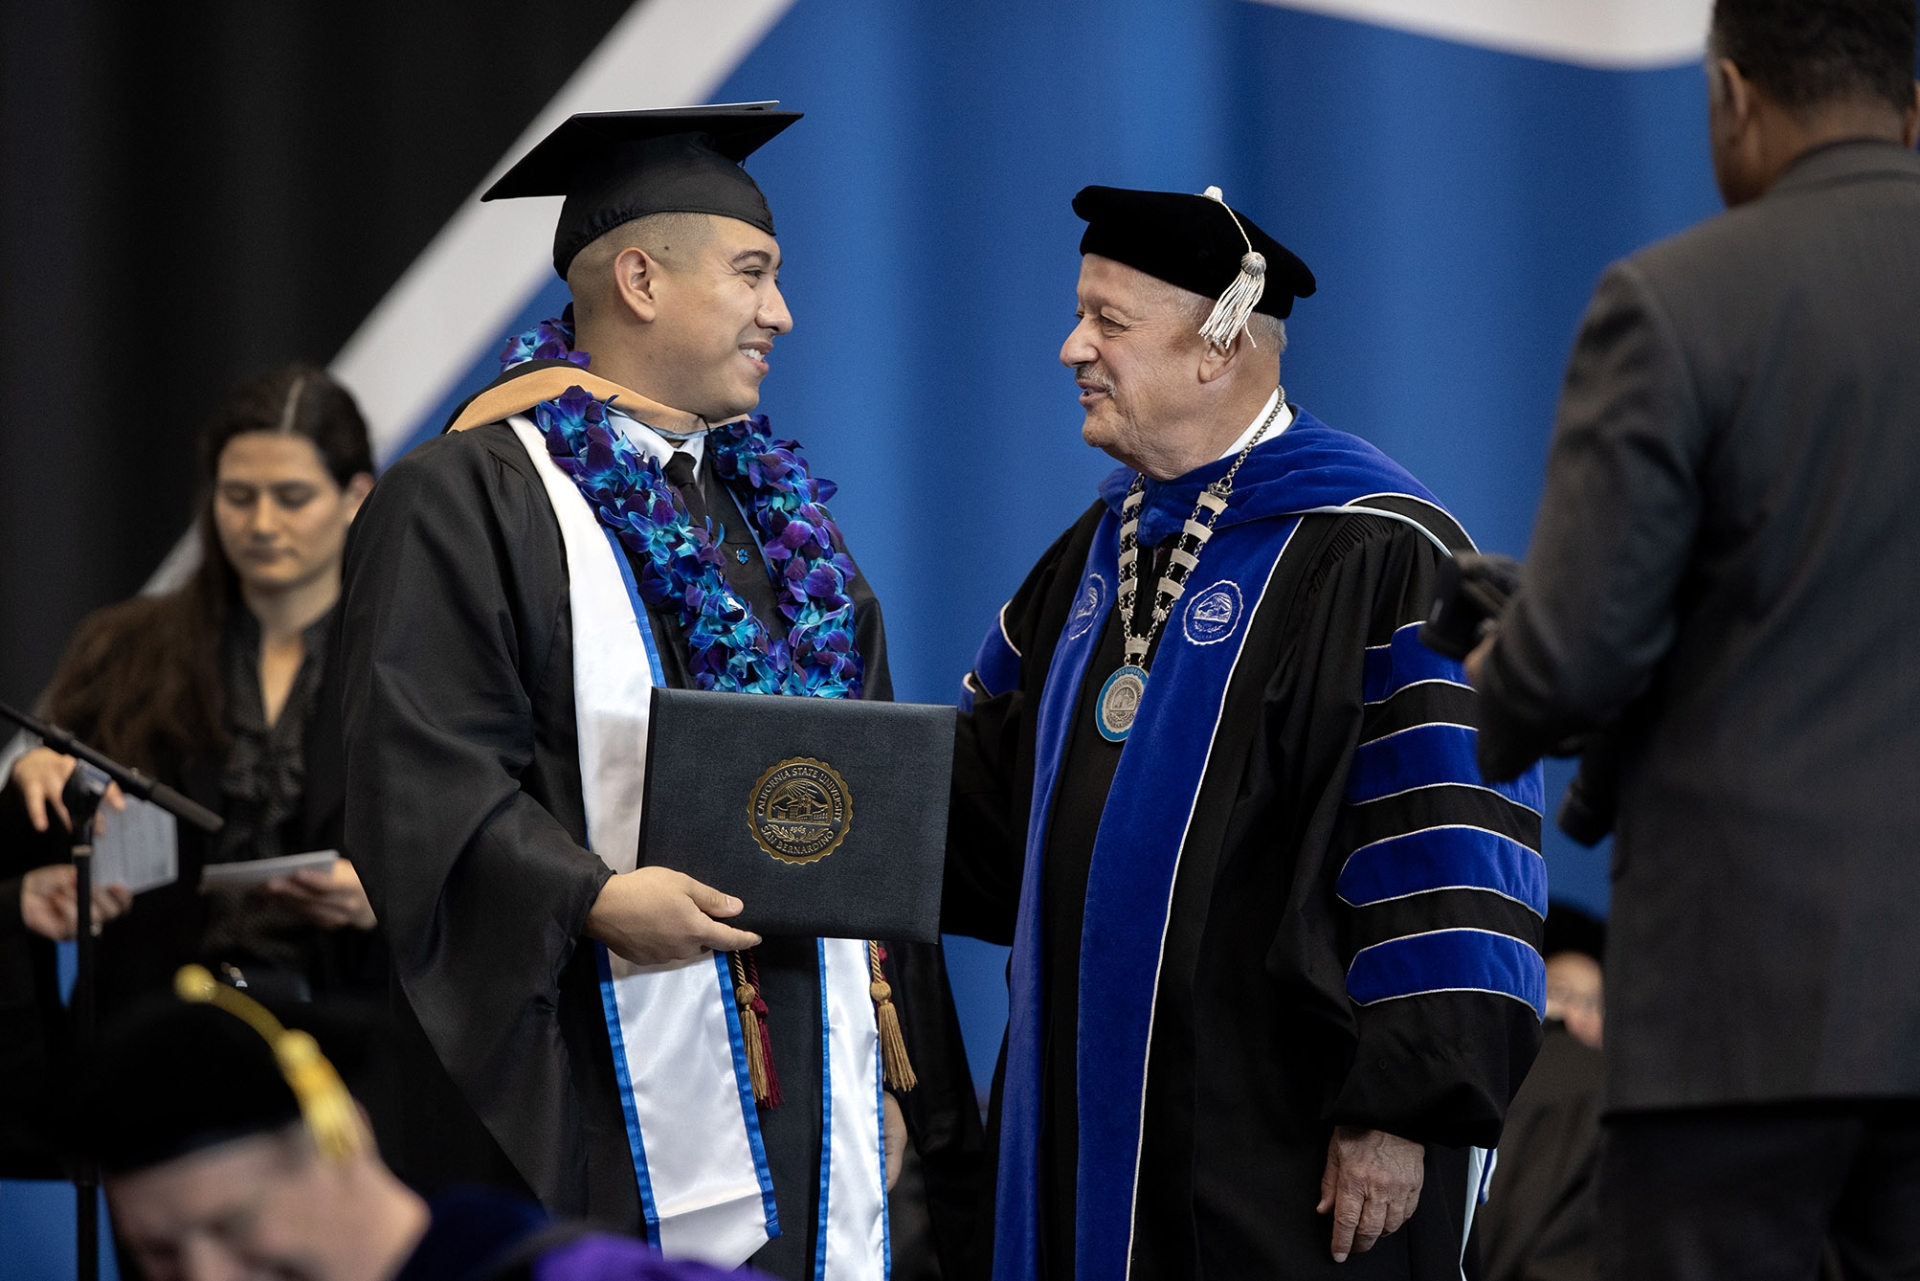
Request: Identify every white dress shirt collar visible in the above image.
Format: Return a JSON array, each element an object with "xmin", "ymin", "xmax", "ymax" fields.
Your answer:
[
  {"xmin": 609, "ymin": 405, "xmax": 707, "ymax": 469},
  {"xmin": 1215, "ymin": 388, "xmax": 1292, "ymax": 461}
]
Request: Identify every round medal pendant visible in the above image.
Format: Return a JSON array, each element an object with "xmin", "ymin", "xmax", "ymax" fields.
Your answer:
[{"xmin": 1096, "ymin": 664, "xmax": 1149, "ymax": 742}]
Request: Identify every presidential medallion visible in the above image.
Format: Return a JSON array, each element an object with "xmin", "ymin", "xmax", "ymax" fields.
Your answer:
[
  {"xmin": 1096, "ymin": 665, "xmax": 1149, "ymax": 743},
  {"xmin": 748, "ymin": 757, "xmax": 853, "ymax": 864}
]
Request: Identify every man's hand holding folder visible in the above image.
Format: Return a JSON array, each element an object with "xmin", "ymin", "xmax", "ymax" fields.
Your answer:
[{"xmin": 586, "ymin": 865, "xmax": 763, "ymax": 965}]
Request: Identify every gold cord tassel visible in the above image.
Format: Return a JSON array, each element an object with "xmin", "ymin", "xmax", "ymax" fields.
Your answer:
[
  {"xmin": 174, "ymin": 964, "xmax": 367, "ymax": 1162},
  {"xmin": 730, "ymin": 951, "xmax": 782, "ymax": 1106},
  {"xmin": 867, "ymin": 941, "xmax": 917, "ymax": 1092}
]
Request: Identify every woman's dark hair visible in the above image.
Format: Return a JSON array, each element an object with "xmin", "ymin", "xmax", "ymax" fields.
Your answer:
[
  {"xmin": 43, "ymin": 364, "xmax": 372, "ymax": 775},
  {"xmin": 1713, "ymin": 0, "xmax": 1919, "ymax": 114}
]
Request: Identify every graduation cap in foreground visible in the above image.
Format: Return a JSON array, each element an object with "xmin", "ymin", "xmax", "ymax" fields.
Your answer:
[
  {"xmin": 78, "ymin": 966, "xmax": 368, "ymax": 1175},
  {"xmin": 1073, "ymin": 184, "xmax": 1317, "ymax": 348},
  {"xmin": 484, "ymin": 102, "xmax": 803, "ymax": 279}
]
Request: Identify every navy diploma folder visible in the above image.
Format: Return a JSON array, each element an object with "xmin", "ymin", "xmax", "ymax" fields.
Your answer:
[{"xmin": 637, "ymin": 687, "xmax": 955, "ymax": 943}]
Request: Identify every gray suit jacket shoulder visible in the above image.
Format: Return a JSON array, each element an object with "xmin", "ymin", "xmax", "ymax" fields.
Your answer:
[{"xmin": 1483, "ymin": 140, "xmax": 1920, "ymax": 1110}]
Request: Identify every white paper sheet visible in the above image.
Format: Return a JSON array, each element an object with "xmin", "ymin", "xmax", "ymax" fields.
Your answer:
[
  {"xmin": 91, "ymin": 796, "xmax": 179, "ymax": 895},
  {"xmin": 198, "ymin": 849, "xmax": 338, "ymax": 892}
]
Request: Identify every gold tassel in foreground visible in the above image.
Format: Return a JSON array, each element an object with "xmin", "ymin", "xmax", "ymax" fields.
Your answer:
[
  {"xmin": 867, "ymin": 942, "xmax": 917, "ymax": 1091},
  {"xmin": 173, "ymin": 964, "xmax": 368, "ymax": 1162},
  {"xmin": 730, "ymin": 950, "xmax": 782, "ymax": 1106}
]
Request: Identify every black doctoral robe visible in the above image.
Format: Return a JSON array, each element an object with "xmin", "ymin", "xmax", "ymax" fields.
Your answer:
[
  {"xmin": 944, "ymin": 414, "xmax": 1546, "ymax": 1279},
  {"xmin": 338, "ymin": 381, "xmax": 978, "ymax": 1280}
]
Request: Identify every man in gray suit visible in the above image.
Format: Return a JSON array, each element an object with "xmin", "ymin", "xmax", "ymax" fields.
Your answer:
[{"xmin": 1465, "ymin": 1, "xmax": 1920, "ymax": 1276}]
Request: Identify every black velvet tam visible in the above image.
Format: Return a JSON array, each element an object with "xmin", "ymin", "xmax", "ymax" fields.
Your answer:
[
  {"xmin": 77, "ymin": 998, "xmax": 299, "ymax": 1174},
  {"xmin": 76, "ymin": 995, "xmax": 382, "ymax": 1175},
  {"xmin": 482, "ymin": 103, "xmax": 802, "ymax": 279},
  {"xmin": 1072, "ymin": 185, "xmax": 1317, "ymax": 318}
]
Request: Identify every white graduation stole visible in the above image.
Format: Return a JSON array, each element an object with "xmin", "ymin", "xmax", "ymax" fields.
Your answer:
[{"xmin": 507, "ymin": 417, "xmax": 888, "ymax": 1276}]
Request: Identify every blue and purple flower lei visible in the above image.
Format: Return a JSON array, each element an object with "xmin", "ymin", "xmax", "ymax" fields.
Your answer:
[{"xmin": 499, "ymin": 310, "xmax": 863, "ymax": 697}]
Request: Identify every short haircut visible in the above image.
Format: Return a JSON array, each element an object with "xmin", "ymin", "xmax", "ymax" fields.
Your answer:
[
  {"xmin": 1170, "ymin": 285, "xmax": 1288, "ymax": 357},
  {"xmin": 1711, "ymin": 0, "xmax": 1918, "ymax": 114},
  {"xmin": 565, "ymin": 211, "xmax": 717, "ymax": 304}
]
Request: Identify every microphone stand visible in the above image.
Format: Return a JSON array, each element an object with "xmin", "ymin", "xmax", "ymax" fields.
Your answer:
[{"xmin": 0, "ymin": 701, "xmax": 222, "ymax": 1281}]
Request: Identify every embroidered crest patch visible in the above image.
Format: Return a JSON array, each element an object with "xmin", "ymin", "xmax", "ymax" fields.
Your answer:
[
  {"xmin": 749, "ymin": 757, "xmax": 853, "ymax": 864},
  {"xmin": 1067, "ymin": 572, "xmax": 1108, "ymax": 640},
  {"xmin": 1183, "ymin": 580, "xmax": 1244, "ymax": 646}
]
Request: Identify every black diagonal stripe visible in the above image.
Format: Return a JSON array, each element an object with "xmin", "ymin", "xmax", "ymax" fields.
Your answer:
[
  {"xmin": 1338, "ymin": 782, "xmax": 1542, "ymax": 852},
  {"xmin": 1361, "ymin": 680, "xmax": 1480, "ymax": 743},
  {"xmin": 1347, "ymin": 887, "xmax": 1546, "ymax": 958}
]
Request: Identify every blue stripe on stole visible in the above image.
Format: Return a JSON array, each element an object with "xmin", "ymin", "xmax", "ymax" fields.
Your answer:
[
  {"xmin": 596, "ymin": 943, "xmax": 662, "ymax": 1244},
  {"xmin": 1344, "ymin": 723, "xmax": 1546, "ymax": 813},
  {"xmin": 593, "ymin": 525, "xmax": 779, "ymax": 1233},
  {"xmin": 1073, "ymin": 517, "xmax": 1298, "ymax": 1280},
  {"xmin": 1336, "ymin": 826, "xmax": 1547, "ymax": 914},
  {"xmin": 993, "ymin": 523, "xmax": 1111, "ymax": 1281},
  {"xmin": 814, "ymin": 939, "xmax": 832, "ymax": 1281},
  {"xmin": 713, "ymin": 952, "xmax": 780, "ymax": 1235},
  {"xmin": 877, "ymin": 1040, "xmax": 892, "ymax": 1281},
  {"xmin": 992, "ymin": 509, "xmax": 1302, "ymax": 1281},
  {"xmin": 1347, "ymin": 928, "xmax": 1548, "ymax": 1016},
  {"xmin": 1362, "ymin": 621, "xmax": 1471, "ymax": 704},
  {"xmin": 601, "ymin": 526, "xmax": 666, "ymax": 685}
]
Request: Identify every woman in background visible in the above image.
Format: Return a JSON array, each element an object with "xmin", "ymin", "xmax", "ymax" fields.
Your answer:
[{"xmin": 3, "ymin": 362, "xmax": 379, "ymax": 1011}]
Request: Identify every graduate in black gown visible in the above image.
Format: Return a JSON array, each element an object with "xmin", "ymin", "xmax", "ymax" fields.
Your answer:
[
  {"xmin": 338, "ymin": 107, "xmax": 977, "ymax": 1279},
  {"xmin": 943, "ymin": 187, "xmax": 1547, "ymax": 1279}
]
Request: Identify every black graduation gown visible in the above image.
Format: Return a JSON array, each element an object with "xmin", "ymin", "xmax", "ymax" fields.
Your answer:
[
  {"xmin": 945, "ymin": 477, "xmax": 1545, "ymax": 1278},
  {"xmin": 338, "ymin": 415, "xmax": 975, "ymax": 1280}
]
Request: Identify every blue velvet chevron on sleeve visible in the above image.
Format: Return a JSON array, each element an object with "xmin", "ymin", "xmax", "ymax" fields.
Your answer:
[
  {"xmin": 1338, "ymin": 623, "xmax": 1548, "ymax": 1017},
  {"xmin": 959, "ymin": 602, "xmax": 1022, "ymax": 714}
]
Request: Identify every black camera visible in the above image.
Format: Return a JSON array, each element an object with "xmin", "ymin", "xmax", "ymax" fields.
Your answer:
[
  {"xmin": 1419, "ymin": 553, "xmax": 1522, "ymax": 661},
  {"xmin": 1420, "ymin": 552, "xmax": 1619, "ymax": 847}
]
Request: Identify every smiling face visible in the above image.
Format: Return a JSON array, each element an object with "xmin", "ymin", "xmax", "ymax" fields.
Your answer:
[
  {"xmin": 1059, "ymin": 254, "xmax": 1215, "ymax": 477},
  {"xmin": 211, "ymin": 433, "xmax": 368, "ymax": 601},
  {"xmin": 650, "ymin": 217, "xmax": 791, "ymax": 419},
  {"xmin": 566, "ymin": 213, "xmax": 791, "ymax": 423},
  {"xmin": 109, "ymin": 1128, "xmax": 426, "ymax": 1281}
]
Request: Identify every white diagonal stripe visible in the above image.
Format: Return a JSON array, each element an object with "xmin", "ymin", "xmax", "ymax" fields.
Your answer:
[
  {"xmin": 1247, "ymin": 0, "xmax": 1711, "ymax": 70},
  {"xmin": 139, "ymin": 0, "xmax": 799, "ymax": 596},
  {"xmin": 329, "ymin": 0, "xmax": 799, "ymax": 465}
]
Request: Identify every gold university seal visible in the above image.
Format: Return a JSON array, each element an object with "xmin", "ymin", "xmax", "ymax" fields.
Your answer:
[{"xmin": 748, "ymin": 757, "xmax": 853, "ymax": 864}]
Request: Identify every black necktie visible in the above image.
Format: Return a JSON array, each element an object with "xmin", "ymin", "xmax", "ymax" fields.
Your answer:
[{"xmin": 663, "ymin": 451, "xmax": 712, "ymax": 532}]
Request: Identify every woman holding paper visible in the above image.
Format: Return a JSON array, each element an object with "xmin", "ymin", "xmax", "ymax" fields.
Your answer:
[{"xmin": 2, "ymin": 363, "xmax": 378, "ymax": 1008}]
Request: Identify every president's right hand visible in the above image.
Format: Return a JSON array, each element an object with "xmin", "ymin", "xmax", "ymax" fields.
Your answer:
[{"xmin": 584, "ymin": 867, "xmax": 761, "ymax": 965}]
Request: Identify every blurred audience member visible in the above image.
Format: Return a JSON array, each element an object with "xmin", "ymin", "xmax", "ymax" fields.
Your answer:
[
  {"xmin": 1468, "ymin": 0, "xmax": 1920, "ymax": 1274},
  {"xmin": 3, "ymin": 362, "xmax": 380, "ymax": 1012},
  {"xmin": 8, "ymin": 863, "xmax": 133, "ymax": 944},
  {"xmin": 87, "ymin": 968, "xmax": 760, "ymax": 1281},
  {"xmin": 1481, "ymin": 903, "xmax": 1606, "ymax": 1281},
  {"xmin": 1541, "ymin": 904, "xmax": 1604, "ymax": 1052}
]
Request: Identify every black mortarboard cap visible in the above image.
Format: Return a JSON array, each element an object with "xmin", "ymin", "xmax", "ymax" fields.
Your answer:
[
  {"xmin": 76, "ymin": 976, "xmax": 384, "ymax": 1175},
  {"xmin": 1543, "ymin": 900, "xmax": 1607, "ymax": 962},
  {"xmin": 1072, "ymin": 185, "xmax": 1317, "ymax": 326},
  {"xmin": 484, "ymin": 102, "xmax": 802, "ymax": 279}
]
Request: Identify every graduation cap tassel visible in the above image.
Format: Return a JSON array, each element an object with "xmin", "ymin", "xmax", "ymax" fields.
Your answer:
[
  {"xmin": 731, "ymin": 950, "xmax": 783, "ymax": 1107},
  {"xmin": 868, "ymin": 942, "xmax": 917, "ymax": 1092},
  {"xmin": 174, "ymin": 964, "xmax": 368, "ymax": 1162},
  {"xmin": 1197, "ymin": 186, "xmax": 1268, "ymax": 351}
]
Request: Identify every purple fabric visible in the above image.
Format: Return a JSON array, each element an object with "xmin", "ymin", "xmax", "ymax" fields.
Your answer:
[{"xmin": 534, "ymin": 1234, "xmax": 774, "ymax": 1281}]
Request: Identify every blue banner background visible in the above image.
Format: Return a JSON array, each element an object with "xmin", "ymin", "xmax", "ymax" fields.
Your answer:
[{"xmin": 394, "ymin": 0, "xmax": 1723, "ymax": 1085}]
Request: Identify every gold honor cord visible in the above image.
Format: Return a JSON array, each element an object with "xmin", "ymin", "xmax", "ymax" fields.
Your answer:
[
  {"xmin": 867, "ymin": 941, "xmax": 917, "ymax": 1092},
  {"xmin": 173, "ymin": 965, "xmax": 368, "ymax": 1163}
]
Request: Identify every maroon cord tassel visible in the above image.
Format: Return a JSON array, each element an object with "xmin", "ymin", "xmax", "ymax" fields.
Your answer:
[{"xmin": 732, "ymin": 949, "xmax": 783, "ymax": 1107}]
